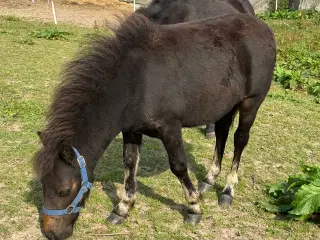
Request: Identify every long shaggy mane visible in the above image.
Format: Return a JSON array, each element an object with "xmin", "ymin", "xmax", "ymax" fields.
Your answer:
[{"xmin": 33, "ymin": 14, "xmax": 155, "ymax": 177}]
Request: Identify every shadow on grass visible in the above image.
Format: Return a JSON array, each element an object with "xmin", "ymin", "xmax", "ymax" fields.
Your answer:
[
  {"xmin": 196, "ymin": 126, "xmax": 207, "ymax": 136},
  {"xmin": 94, "ymin": 136, "xmax": 208, "ymax": 180},
  {"xmin": 24, "ymin": 179, "xmax": 45, "ymax": 235},
  {"xmin": 138, "ymin": 181, "xmax": 189, "ymax": 220},
  {"xmin": 214, "ymin": 182, "xmax": 224, "ymax": 197},
  {"xmin": 272, "ymin": 213, "xmax": 320, "ymax": 226}
]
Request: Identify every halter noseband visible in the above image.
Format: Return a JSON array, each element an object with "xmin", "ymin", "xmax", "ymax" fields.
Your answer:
[{"xmin": 42, "ymin": 147, "xmax": 93, "ymax": 216}]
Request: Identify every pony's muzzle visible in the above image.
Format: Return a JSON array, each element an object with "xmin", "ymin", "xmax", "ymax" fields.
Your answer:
[
  {"xmin": 43, "ymin": 214, "xmax": 74, "ymax": 240},
  {"xmin": 43, "ymin": 214, "xmax": 52, "ymax": 233}
]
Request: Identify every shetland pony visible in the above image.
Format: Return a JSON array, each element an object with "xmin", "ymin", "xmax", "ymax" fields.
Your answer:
[{"xmin": 34, "ymin": 14, "xmax": 276, "ymax": 239}]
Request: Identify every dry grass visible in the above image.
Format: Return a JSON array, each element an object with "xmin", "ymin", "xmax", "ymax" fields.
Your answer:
[
  {"xmin": 0, "ymin": 0, "xmax": 133, "ymax": 12},
  {"xmin": 60, "ymin": 0, "xmax": 132, "ymax": 11},
  {"xmin": 62, "ymin": 0, "xmax": 128, "ymax": 6}
]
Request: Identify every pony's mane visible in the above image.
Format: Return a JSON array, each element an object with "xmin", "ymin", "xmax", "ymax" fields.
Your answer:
[{"xmin": 33, "ymin": 14, "xmax": 155, "ymax": 177}]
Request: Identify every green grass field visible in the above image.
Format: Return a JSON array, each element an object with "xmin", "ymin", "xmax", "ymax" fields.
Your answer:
[{"xmin": 0, "ymin": 15, "xmax": 319, "ymax": 239}]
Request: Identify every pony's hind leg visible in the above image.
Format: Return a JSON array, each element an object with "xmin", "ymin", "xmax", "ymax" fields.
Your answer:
[
  {"xmin": 219, "ymin": 96, "xmax": 265, "ymax": 206},
  {"xmin": 108, "ymin": 132, "xmax": 142, "ymax": 224},
  {"xmin": 160, "ymin": 122, "xmax": 202, "ymax": 224},
  {"xmin": 199, "ymin": 106, "xmax": 238, "ymax": 193}
]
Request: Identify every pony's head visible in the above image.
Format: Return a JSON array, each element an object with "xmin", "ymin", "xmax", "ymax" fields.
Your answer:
[{"xmin": 34, "ymin": 131, "xmax": 92, "ymax": 240}]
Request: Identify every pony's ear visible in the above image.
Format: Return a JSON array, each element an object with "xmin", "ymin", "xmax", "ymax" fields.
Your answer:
[
  {"xmin": 59, "ymin": 142, "xmax": 76, "ymax": 166},
  {"xmin": 37, "ymin": 131, "xmax": 45, "ymax": 144}
]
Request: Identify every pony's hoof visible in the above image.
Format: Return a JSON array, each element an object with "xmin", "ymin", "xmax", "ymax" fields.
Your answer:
[
  {"xmin": 218, "ymin": 194, "xmax": 233, "ymax": 207},
  {"xmin": 185, "ymin": 213, "xmax": 202, "ymax": 225},
  {"xmin": 198, "ymin": 181, "xmax": 213, "ymax": 193},
  {"xmin": 107, "ymin": 212, "xmax": 126, "ymax": 225}
]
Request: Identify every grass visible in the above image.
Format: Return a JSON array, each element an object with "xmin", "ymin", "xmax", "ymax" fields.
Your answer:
[{"xmin": 0, "ymin": 15, "xmax": 319, "ymax": 239}]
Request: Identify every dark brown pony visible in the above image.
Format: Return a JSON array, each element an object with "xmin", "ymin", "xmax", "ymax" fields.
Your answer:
[
  {"xmin": 34, "ymin": 13, "xmax": 276, "ymax": 239},
  {"xmin": 138, "ymin": 0, "xmax": 255, "ymax": 24},
  {"xmin": 138, "ymin": 0, "xmax": 255, "ymax": 138}
]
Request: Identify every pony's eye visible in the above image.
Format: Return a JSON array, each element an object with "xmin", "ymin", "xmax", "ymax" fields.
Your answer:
[{"xmin": 59, "ymin": 189, "xmax": 70, "ymax": 197}]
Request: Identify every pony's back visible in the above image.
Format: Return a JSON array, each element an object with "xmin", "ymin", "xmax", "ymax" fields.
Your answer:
[
  {"xmin": 189, "ymin": 0, "xmax": 255, "ymax": 19},
  {"xmin": 120, "ymin": 13, "xmax": 276, "ymax": 127},
  {"xmin": 137, "ymin": 0, "xmax": 255, "ymax": 24}
]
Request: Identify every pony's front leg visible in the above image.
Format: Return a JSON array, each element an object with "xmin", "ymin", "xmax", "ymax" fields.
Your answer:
[
  {"xmin": 107, "ymin": 132, "xmax": 142, "ymax": 224},
  {"xmin": 161, "ymin": 123, "xmax": 202, "ymax": 224}
]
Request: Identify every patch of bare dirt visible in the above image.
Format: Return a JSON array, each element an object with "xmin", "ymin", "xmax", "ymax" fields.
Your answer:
[
  {"xmin": 9, "ymin": 225, "xmax": 41, "ymax": 240},
  {"xmin": 7, "ymin": 123, "xmax": 22, "ymax": 132},
  {"xmin": 0, "ymin": 0, "xmax": 134, "ymax": 27}
]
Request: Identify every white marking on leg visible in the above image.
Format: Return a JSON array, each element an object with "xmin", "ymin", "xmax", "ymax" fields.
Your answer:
[
  {"xmin": 116, "ymin": 201, "xmax": 131, "ymax": 216},
  {"xmin": 117, "ymin": 145, "xmax": 140, "ymax": 217},
  {"xmin": 223, "ymin": 170, "xmax": 238, "ymax": 197},
  {"xmin": 124, "ymin": 168, "xmax": 130, "ymax": 185},
  {"xmin": 204, "ymin": 152, "xmax": 221, "ymax": 184},
  {"xmin": 180, "ymin": 181, "xmax": 201, "ymax": 214},
  {"xmin": 133, "ymin": 147, "xmax": 140, "ymax": 187}
]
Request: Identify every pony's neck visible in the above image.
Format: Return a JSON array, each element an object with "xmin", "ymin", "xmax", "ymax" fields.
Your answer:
[
  {"xmin": 71, "ymin": 96, "xmax": 126, "ymax": 172},
  {"xmin": 77, "ymin": 124, "xmax": 120, "ymax": 170}
]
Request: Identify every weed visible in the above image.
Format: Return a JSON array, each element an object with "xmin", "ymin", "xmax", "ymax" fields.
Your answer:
[
  {"xmin": 260, "ymin": 164, "xmax": 320, "ymax": 220},
  {"xmin": 31, "ymin": 28, "xmax": 72, "ymax": 40},
  {"xmin": 258, "ymin": 10, "xmax": 320, "ymax": 20},
  {"xmin": 3, "ymin": 15, "xmax": 20, "ymax": 21},
  {"xmin": 262, "ymin": 11, "xmax": 320, "ymax": 103}
]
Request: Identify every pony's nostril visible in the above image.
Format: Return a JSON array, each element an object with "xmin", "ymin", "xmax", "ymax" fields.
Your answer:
[{"xmin": 44, "ymin": 231, "xmax": 57, "ymax": 240}]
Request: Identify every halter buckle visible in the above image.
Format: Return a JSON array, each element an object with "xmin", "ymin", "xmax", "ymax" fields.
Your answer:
[{"xmin": 66, "ymin": 205, "xmax": 75, "ymax": 214}]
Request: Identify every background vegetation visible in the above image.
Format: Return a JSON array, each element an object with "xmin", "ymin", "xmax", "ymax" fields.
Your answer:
[{"xmin": 259, "ymin": 10, "xmax": 320, "ymax": 103}]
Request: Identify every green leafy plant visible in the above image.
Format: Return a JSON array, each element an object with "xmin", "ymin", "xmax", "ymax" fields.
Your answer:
[
  {"xmin": 274, "ymin": 65, "xmax": 301, "ymax": 89},
  {"xmin": 31, "ymin": 28, "xmax": 71, "ymax": 40},
  {"xmin": 273, "ymin": 46, "xmax": 320, "ymax": 103},
  {"xmin": 308, "ymin": 82, "xmax": 320, "ymax": 103},
  {"xmin": 261, "ymin": 165, "xmax": 320, "ymax": 220},
  {"xmin": 258, "ymin": 10, "xmax": 320, "ymax": 20}
]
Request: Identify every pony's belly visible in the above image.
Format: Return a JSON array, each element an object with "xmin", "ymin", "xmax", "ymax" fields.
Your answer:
[
  {"xmin": 179, "ymin": 86, "xmax": 241, "ymax": 127},
  {"xmin": 180, "ymin": 102, "xmax": 236, "ymax": 127}
]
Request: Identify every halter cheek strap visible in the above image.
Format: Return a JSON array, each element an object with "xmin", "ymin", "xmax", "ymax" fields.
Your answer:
[{"xmin": 42, "ymin": 147, "xmax": 93, "ymax": 216}]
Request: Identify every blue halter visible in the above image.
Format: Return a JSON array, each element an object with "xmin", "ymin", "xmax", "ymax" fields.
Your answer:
[{"xmin": 42, "ymin": 147, "xmax": 93, "ymax": 216}]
